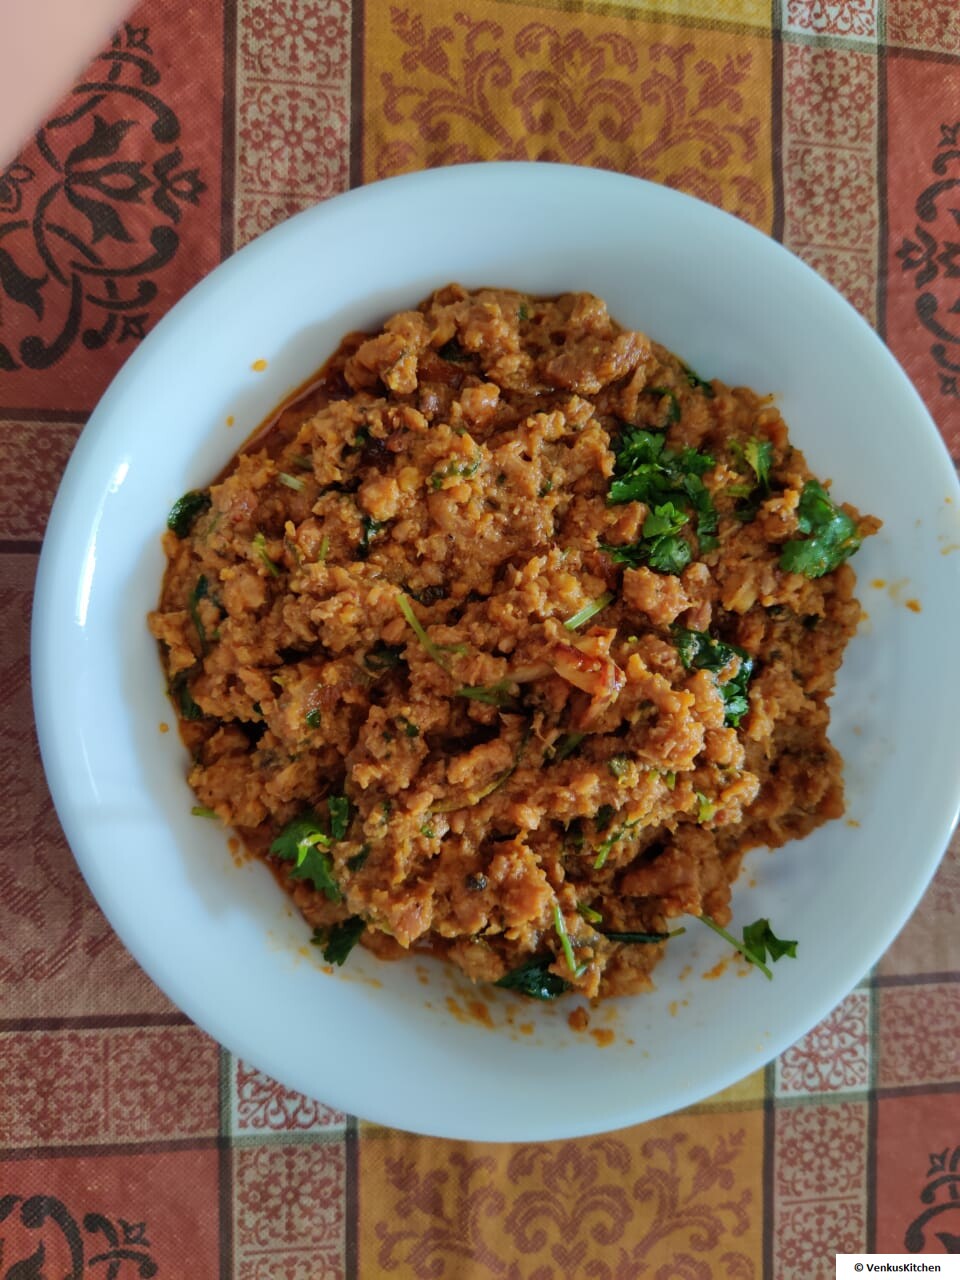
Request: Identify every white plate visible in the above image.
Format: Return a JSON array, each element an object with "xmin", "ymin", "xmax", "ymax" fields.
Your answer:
[{"xmin": 32, "ymin": 163, "xmax": 960, "ymax": 1141}]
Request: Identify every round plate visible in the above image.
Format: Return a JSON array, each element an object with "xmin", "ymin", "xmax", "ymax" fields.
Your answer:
[{"xmin": 32, "ymin": 163, "xmax": 960, "ymax": 1141}]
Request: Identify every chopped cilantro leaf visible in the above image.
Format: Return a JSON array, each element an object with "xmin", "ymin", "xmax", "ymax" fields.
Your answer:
[
  {"xmin": 602, "ymin": 929, "xmax": 682, "ymax": 944},
  {"xmin": 456, "ymin": 680, "xmax": 516, "ymax": 707},
  {"xmin": 270, "ymin": 812, "xmax": 341, "ymax": 902},
  {"xmin": 252, "ymin": 532, "xmax": 281, "ymax": 577},
  {"xmin": 495, "ymin": 955, "xmax": 571, "ymax": 1000},
  {"xmin": 170, "ymin": 671, "xmax": 204, "ymax": 721},
  {"xmin": 673, "ymin": 627, "xmax": 754, "ymax": 727},
  {"xmin": 188, "ymin": 575, "xmax": 210, "ymax": 654},
  {"xmin": 744, "ymin": 438, "xmax": 773, "ymax": 489},
  {"xmin": 347, "ymin": 844, "xmax": 370, "ymax": 872},
  {"xmin": 780, "ymin": 480, "xmax": 862, "ymax": 578},
  {"xmin": 681, "ymin": 362, "xmax": 715, "ymax": 397},
  {"xmin": 699, "ymin": 915, "xmax": 797, "ymax": 980},
  {"xmin": 305, "ymin": 709, "xmax": 322, "ymax": 729},
  {"xmin": 364, "ymin": 643, "xmax": 404, "ymax": 672},
  {"xmin": 563, "ymin": 590, "xmax": 614, "ymax": 630},
  {"xmin": 398, "ymin": 593, "xmax": 467, "ymax": 672},
  {"xmin": 357, "ymin": 514, "xmax": 384, "ymax": 559},
  {"xmin": 551, "ymin": 732, "xmax": 585, "ymax": 762},
  {"xmin": 167, "ymin": 490, "xmax": 211, "ymax": 538},
  {"xmin": 311, "ymin": 916, "xmax": 365, "ymax": 966},
  {"xmin": 742, "ymin": 918, "xmax": 798, "ymax": 964},
  {"xmin": 604, "ymin": 428, "xmax": 716, "ymax": 572},
  {"xmin": 645, "ymin": 386, "xmax": 681, "ymax": 426},
  {"xmin": 328, "ymin": 794, "xmax": 350, "ymax": 841},
  {"xmin": 552, "ymin": 902, "xmax": 583, "ymax": 977}
]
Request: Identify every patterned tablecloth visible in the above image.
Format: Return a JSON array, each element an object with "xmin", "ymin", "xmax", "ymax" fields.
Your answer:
[{"xmin": 2, "ymin": 0, "xmax": 959, "ymax": 1275}]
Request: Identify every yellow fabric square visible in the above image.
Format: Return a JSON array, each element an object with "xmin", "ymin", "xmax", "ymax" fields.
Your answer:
[
  {"xmin": 613, "ymin": 0, "xmax": 772, "ymax": 28},
  {"xmin": 363, "ymin": 0, "xmax": 774, "ymax": 230},
  {"xmin": 685, "ymin": 1066, "xmax": 768, "ymax": 1110},
  {"xmin": 359, "ymin": 1113, "xmax": 764, "ymax": 1275}
]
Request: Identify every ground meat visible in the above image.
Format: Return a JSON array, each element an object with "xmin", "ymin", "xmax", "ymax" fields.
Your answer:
[{"xmin": 149, "ymin": 285, "xmax": 878, "ymax": 1001}]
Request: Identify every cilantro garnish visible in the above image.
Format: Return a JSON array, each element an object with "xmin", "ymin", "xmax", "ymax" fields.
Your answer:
[
  {"xmin": 397, "ymin": 594, "xmax": 467, "ymax": 672},
  {"xmin": 187, "ymin": 575, "xmax": 212, "ymax": 655},
  {"xmin": 680, "ymin": 362, "xmax": 715, "ymax": 397},
  {"xmin": 602, "ymin": 928, "xmax": 684, "ymax": 944},
  {"xmin": 563, "ymin": 590, "xmax": 614, "ymax": 631},
  {"xmin": 270, "ymin": 809, "xmax": 347, "ymax": 902},
  {"xmin": 495, "ymin": 956, "xmax": 571, "ymax": 1000},
  {"xmin": 252, "ymin": 532, "xmax": 281, "ymax": 577},
  {"xmin": 699, "ymin": 915, "xmax": 798, "ymax": 980},
  {"xmin": 673, "ymin": 627, "xmax": 754, "ymax": 727},
  {"xmin": 551, "ymin": 732, "xmax": 585, "ymax": 762},
  {"xmin": 357, "ymin": 515, "xmax": 384, "ymax": 559},
  {"xmin": 170, "ymin": 671, "xmax": 204, "ymax": 721},
  {"xmin": 305, "ymin": 709, "xmax": 322, "ymax": 729},
  {"xmin": 346, "ymin": 844, "xmax": 370, "ymax": 872},
  {"xmin": 604, "ymin": 428, "xmax": 717, "ymax": 571},
  {"xmin": 780, "ymin": 480, "xmax": 862, "ymax": 578},
  {"xmin": 167, "ymin": 490, "xmax": 211, "ymax": 539},
  {"xmin": 364, "ymin": 643, "xmax": 404, "ymax": 672},
  {"xmin": 645, "ymin": 386, "xmax": 681, "ymax": 426},
  {"xmin": 553, "ymin": 902, "xmax": 585, "ymax": 977},
  {"xmin": 456, "ymin": 680, "xmax": 517, "ymax": 707},
  {"xmin": 328, "ymin": 794, "xmax": 351, "ymax": 841},
  {"xmin": 311, "ymin": 916, "xmax": 365, "ymax": 966},
  {"xmin": 742, "ymin": 438, "xmax": 773, "ymax": 489}
]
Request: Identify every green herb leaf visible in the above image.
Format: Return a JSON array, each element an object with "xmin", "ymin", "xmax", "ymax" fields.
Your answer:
[
  {"xmin": 699, "ymin": 915, "xmax": 797, "ymax": 980},
  {"xmin": 328, "ymin": 794, "xmax": 351, "ymax": 841},
  {"xmin": 187, "ymin": 575, "xmax": 211, "ymax": 654},
  {"xmin": 602, "ymin": 929, "xmax": 682, "ymax": 944},
  {"xmin": 495, "ymin": 955, "xmax": 571, "ymax": 1000},
  {"xmin": 681, "ymin": 362, "xmax": 715, "ymax": 397},
  {"xmin": 551, "ymin": 731, "xmax": 585, "ymax": 763},
  {"xmin": 364, "ymin": 643, "xmax": 404, "ymax": 673},
  {"xmin": 346, "ymin": 844, "xmax": 370, "ymax": 872},
  {"xmin": 552, "ymin": 902, "xmax": 583, "ymax": 977},
  {"xmin": 170, "ymin": 671, "xmax": 204, "ymax": 721},
  {"xmin": 742, "ymin": 917, "xmax": 798, "ymax": 964},
  {"xmin": 270, "ymin": 813, "xmax": 341, "ymax": 902},
  {"xmin": 780, "ymin": 480, "xmax": 862, "ymax": 578},
  {"xmin": 673, "ymin": 627, "xmax": 754, "ymax": 727},
  {"xmin": 645, "ymin": 386, "xmax": 681, "ymax": 425},
  {"xmin": 311, "ymin": 916, "xmax": 365, "ymax": 966},
  {"xmin": 357, "ymin": 514, "xmax": 383, "ymax": 559},
  {"xmin": 605, "ymin": 428, "xmax": 715, "ymax": 573},
  {"xmin": 167, "ymin": 490, "xmax": 211, "ymax": 538},
  {"xmin": 305, "ymin": 709, "xmax": 322, "ymax": 729},
  {"xmin": 252, "ymin": 531, "xmax": 281, "ymax": 577},
  {"xmin": 744, "ymin": 438, "xmax": 773, "ymax": 489},
  {"xmin": 398, "ymin": 594, "xmax": 467, "ymax": 672},
  {"xmin": 455, "ymin": 680, "xmax": 517, "ymax": 707},
  {"xmin": 563, "ymin": 590, "xmax": 614, "ymax": 631}
]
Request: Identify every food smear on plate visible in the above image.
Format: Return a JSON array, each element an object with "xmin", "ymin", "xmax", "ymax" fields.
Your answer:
[{"xmin": 149, "ymin": 285, "xmax": 878, "ymax": 1001}]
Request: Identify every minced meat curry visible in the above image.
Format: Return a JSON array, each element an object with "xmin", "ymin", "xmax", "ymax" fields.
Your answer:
[{"xmin": 149, "ymin": 285, "xmax": 878, "ymax": 1000}]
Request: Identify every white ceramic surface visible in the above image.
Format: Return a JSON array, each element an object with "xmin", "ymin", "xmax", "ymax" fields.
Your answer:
[{"xmin": 32, "ymin": 163, "xmax": 960, "ymax": 1141}]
